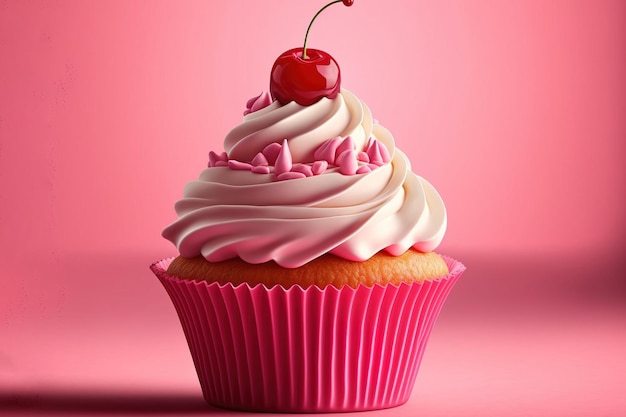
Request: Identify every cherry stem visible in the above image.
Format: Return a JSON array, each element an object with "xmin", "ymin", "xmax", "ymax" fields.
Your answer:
[{"xmin": 302, "ymin": 0, "xmax": 343, "ymax": 60}]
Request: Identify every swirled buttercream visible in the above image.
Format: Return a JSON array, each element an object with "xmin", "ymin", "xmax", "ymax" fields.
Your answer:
[{"xmin": 162, "ymin": 89, "xmax": 447, "ymax": 268}]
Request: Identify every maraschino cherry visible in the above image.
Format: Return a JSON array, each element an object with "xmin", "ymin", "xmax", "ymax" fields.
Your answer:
[{"xmin": 270, "ymin": 0, "xmax": 354, "ymax": 106}]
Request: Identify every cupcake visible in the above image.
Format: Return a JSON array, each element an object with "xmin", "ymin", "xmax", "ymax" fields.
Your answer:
[{"xmin": 151, "ymin": 1, "xmax": 465, "ymax": 412}]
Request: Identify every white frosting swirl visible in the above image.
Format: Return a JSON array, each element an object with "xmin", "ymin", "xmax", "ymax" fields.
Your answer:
[{"xmin": 163, "ymin": 90, "xmax": 447, "ymax": 268}]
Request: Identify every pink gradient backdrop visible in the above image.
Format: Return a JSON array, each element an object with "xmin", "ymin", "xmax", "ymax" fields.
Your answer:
[{"xmin": 1, "ymin": 1, "xmax": 625, "ymax": 416}]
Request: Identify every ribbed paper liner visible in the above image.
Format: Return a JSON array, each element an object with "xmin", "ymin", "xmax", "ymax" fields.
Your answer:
[{"xmin": 151, "ymin": 255, "xmax": 465, "ymax": 413}]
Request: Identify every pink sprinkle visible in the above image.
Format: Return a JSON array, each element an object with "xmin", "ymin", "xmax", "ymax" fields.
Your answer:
[
  {"xmin": 313, "ymin": 136, "xmax": 342, "ymax": 165},
  {"xmin": 274, "ymin": 139, "xmax": 292, "ymax": 176},
  {"xmin": 251, "ymin": 152, "xmax": 269, "ymax": 167},
  {"xmin": 208, "ymin": 151, "xmax": 228, "ymax": 167},
  {"xmin": 262, "ymin": 142, "xmax": 282, "ymax": 165},
  {"xmin": 379, "ymin": 143, "xmax": 391, "ymax": 162},
  {"xmin": 251, "ymin": 91, "xmax": 272, "ymax": 112},
  {"xmin": 244, "ymin": 91, "xmax": 272, "ymax": 115},
  {"xmin": 228, "ymin": 160, "xmax": 253, "ymax": 170},
  {"xmin": 291, "ymin": 164, "xmax": 313, "ymax": 177},
  {"xmin": 312, "ymin": 160, "xmax": 328, "ymax": 175},
  {"xmin": 366, "ymin": 137, "xmax": 391, "ymax": 166},
  {"xmin": 356, "ymin": 165, "xmax": 372, "ymax": 174},
  {"xmin": 251, "ymin": 165, "xmax": 270, "ymax": 174},
  {"xmin": 245, "ymin": 95, "xmax": 259, "ymax": 109},
  {"xmin": 277, "ymin": 171, "xmax": 306, "ymax": 181},
  {"xmin": 336, "ymin": 149, "xmax": 358, "ymax": 175},
  {"xmin": 335, "ymin": 135, "xmax": 355, "ymax": 157},
  {"xmin": 357, "ymin": 151, "xmax": 370, "ymax": 163}
]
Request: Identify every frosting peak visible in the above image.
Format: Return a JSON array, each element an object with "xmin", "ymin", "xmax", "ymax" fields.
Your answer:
[{"xmin": 163, "ymin": 90, "xmax": 446, "ymax": 268}]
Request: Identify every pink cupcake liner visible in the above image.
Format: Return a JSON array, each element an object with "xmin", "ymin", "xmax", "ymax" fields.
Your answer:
[{"xmin": 151, "ymin": 255, "xmax": 465, "ymax": 413}]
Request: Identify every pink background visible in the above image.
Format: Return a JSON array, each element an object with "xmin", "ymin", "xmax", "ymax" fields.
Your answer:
[{"xmin": 1, "ymin": 0, "xmax": 625, "ymax": 416}]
